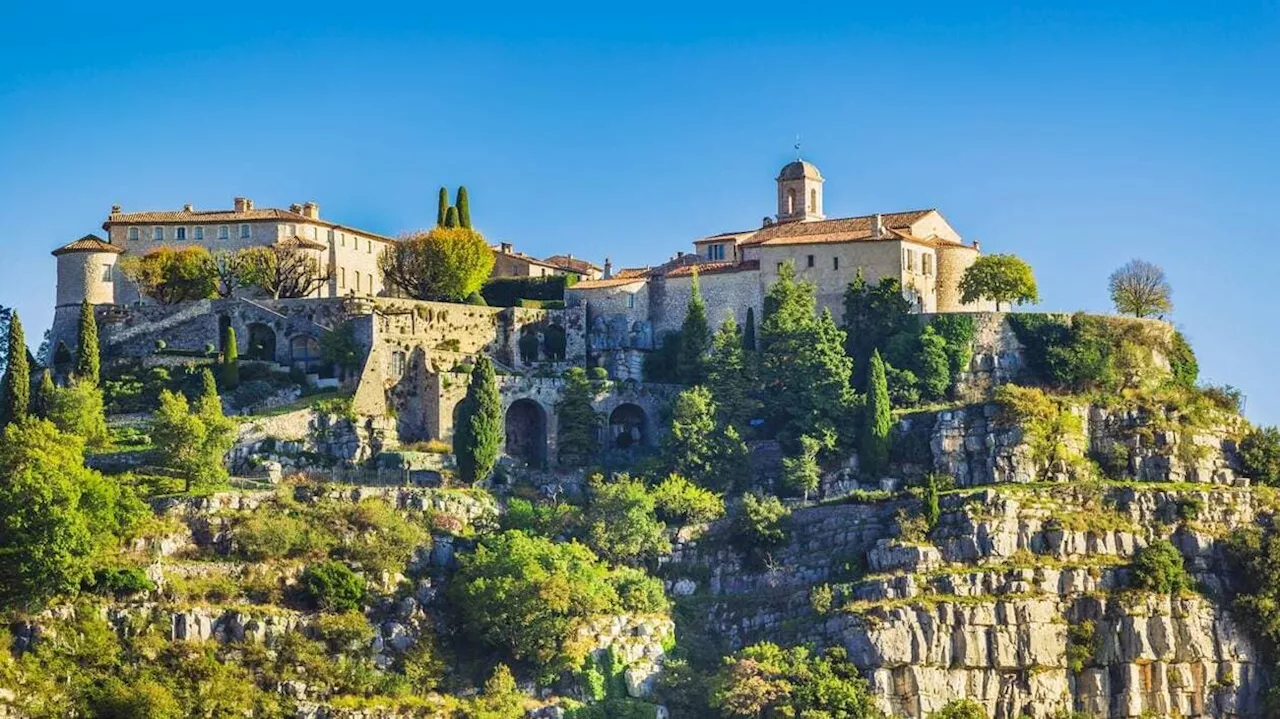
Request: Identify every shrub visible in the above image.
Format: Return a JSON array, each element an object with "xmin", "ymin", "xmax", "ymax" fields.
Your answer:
[
  {"xmin": 1240, "ymin": 427, "xmax": 1280, "ymax": 485},
  {"xmin": 235, "ymin": 511, "xmax": 330, "ymax": 561},
  {"xmin": 1131, "ymin": 540, "xmax": 1191, "ymax": 594},
  {"xmin": 329, "ymin": 499, "xmax": 428, "ymax": 577},
  {"xmin": 481, "ymin": 275, "xmax": 572, "ymax": 307},
  {"xmin": 86, "ymin": 566, "xmax": 155, "ymax": 597},
  {"xmin": 300, "ymin": 561, "xmax": 367, "ymax": 612},
  {"xmin": 928, "ymin": 699, "xmax": 989, "ymax": 719},
  {"xmin": 1168, "ymin": 330, "xmax": 1198, "ymax": 389},
  {"xmin": 651, "ymin": 473, "xmax": 725, "ymax": 524},
  {"xmin": 1176, "ymin": 496, "xmax": 1204, "ymax": 523},
  {"xmin": 611, "ymin": 566, "xmax": 670, "ymax": 613},
  {"xmin": 585, "ymin": 474, "xmax": 670, "ymax": 565},
  {"xmin": 710, "ymin": 643, "xmax": 882, "ymax": 718},
  {"xmin": 312, "ymin": 610, "xmax": 375, "ymax": 649},
  {"xmin": 589, "ymin": 366, "xmax": 610, "ymax": 381},
  {"xmin": 1065, "ymin": 619, "xmax": 1097, "ymax": 673},
  {"xmin": 734, "ymin": 493, "xmax": 791, "ymax": 556}
]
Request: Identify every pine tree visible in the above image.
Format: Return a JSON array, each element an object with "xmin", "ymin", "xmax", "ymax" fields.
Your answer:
[
  {"xmin": 917, "ymin": 324, "xmax": 951, "ymax": 401},
  {"xmin": 34, "ymin": 369, "xmax": 55, "ymax": 418},
  {"xmin": 922, "ymin": 473, "xmax": 941, "ymax": 529},
  {"xmin": 0, "ymin": 311, "xmax": 30, "ymax": 428},
  {"xmin": 220, "ymin": 325, "xmax": 240, "ymax": 390},
  {"xmin": 707, "ymin": 318, "xmax": 759, "ymax": 431},
  {"xmin": 555, "ymin": 368, "xmax": 600, "ymax": 465},
  {"xmin": 437, "ymin": 187, "xmax": 449, "ymax": 227},
  {"xmin": 860, "ymin": 350, "xmax": 892, "ymax": 477},
  {"xmin": 444, "ymin": 206, "xmax": 460, "ymax": 229},
  {"xmin": 663, "ymin": 386, "xmax": 718, "ymax": 486},
  {"xmin": 782, "ymin": 435, "xmax": 822, "ymax": 501},
  {"xmin": 456, "ymin": 186, "xmax": 472, "ymax": 229},
  {"xmin": 454, "ymin": 355, "xmax": 502, "ymax": 483},
  {"xmin": 743, "ymin": 306, "xmax": 757, "ymax": 352},
  {"xmin": 75, "ymin": 300, "xmax": 100, "ymax": 385},
  {"xmin": 676, "ymin": 272, "xmax": 711, "ymax": 385}
]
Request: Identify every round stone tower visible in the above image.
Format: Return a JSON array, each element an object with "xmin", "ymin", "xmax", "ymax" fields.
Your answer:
[
  {"xmin": 50, "ymin": 234, "xmax": 125, "ymax": 363},
  {"xmin": 935, "ymin": 241, "xmax": 982, "ymax": 312}
]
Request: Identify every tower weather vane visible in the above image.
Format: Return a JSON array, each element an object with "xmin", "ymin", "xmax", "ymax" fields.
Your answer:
[{"xmin": 794, "ymin": 135, "xmax": 802, "ymax": 160}]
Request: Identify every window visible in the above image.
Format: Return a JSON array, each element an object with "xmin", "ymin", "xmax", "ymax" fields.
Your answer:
[
  {"xmin": 239, "ymin": 224, "xmax": 250, "ymax": 239},
  {"xmin": 905, "ymin": 249, "xmax": 916, "ymax": 272},
  {"xmin": 392, "ymin": 351, "xmax": 407, "ymax": 377},
  {"xmin": 367, "ymin": 239, "xmax": 371, "ymax": 254},
  {"xmin": 923, "ymin": 254, "xmax": 933, "ymax": 276},
  {"xmin": 708, "ymin": 243, "xmax": 725, "ymax": 261},
  {"xmin": 806, "ymin": 254, "xmax": 815, "ymax": 268},
  {"xmin": 287, "ymin": 224, "xmax": 296, "ymax": 237},
  {"xmin": 339, "ymin": 268, "xmax": 346, "ymax": 288},
  {"xmin": 218, "ymin": 225, "xmax": 229, "ymax": 240},
  {"xmin": 355, "ymin": 272, "xmax": 362, "ymax": 293},
  {"xmin": 810, "ymin": 188, "xmax": 818, "ymax": 213},
  {"xmin": 102, "ymin": 265, "xmax": 113, "ymax": 282},
  {"xmin": 339, "ymin": 233, "xmax": 345, "ymax": 247},
  {"xmin": 328, "ymin": 229, "xmax": 334, "ymax": 242},
  {"xmin": 175, "ymin": 227, "xmax": 187, "ymax": 241},
  {"xmin": 787, "ymin": 188, "xmax": 796, "ymax": 214},
  {"xmin": 194, "ymin": 226, "xmax": 204, "ymax": 240},
  {"xmin": 833, "ymin": 256, "xmax": 839, "ymax": 270},
  {"xmin": 627, "ymin": 293, "xmax": 635, "ymax": 309},
  {"xmin": 152, "ymin": 227, "xmax": 163, "ymax": 241},
  {"xmin": 127, "ymin": 227, "xmax": 139, "ymax": 241}
]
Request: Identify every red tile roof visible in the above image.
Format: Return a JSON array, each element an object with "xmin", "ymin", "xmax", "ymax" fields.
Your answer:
[
  {"xmin": 105, "ymin": 205, "xmax": 396, "ymax": 243},
  {"xmin": 665, "ymin": 259, "xmax": 760, "ymax": 278},
  {"xmin": 740, "ymin": 210, "xmax": 939, "ymax": 247},
  {"xmin": 543, "ymin": 254, "xmax": 601, "ymax": 274},
  {"xmin": 52, "ymin": 234, "xmax": 125, "ymax": 256}
]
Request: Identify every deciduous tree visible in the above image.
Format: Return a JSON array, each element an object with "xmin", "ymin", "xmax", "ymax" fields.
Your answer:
[
  {"xmin": 1109, "ymin": 259, "xmax": 1172, "ymax": 318},
  {"xmin": 237, "ymin": 244, "xmax": 330, "ymax": 299},
  {"xmin": 119, "ymin": 246, "xmax": 218, "ymax": 304},
  {"xmin": 585, "ymin": 473, "xmax": 670, "ymax": 565},
  {"xmin": 151, "ymin": 371, "xmax": 234, "ymax": 493},
  {"xmin": 454, "ymin": 356, "xmax": 502, "ymax": 483},
  {"xmin": 958, "ymin": 254, "xmax": 1039, "ymax": 311},
  {"xmin": 379, "ymin": 227, "xmax": 494, "ymax": 302},
  {"xmin": 782, "ymin": 435, "xmax": 822, "ymax": 501}
]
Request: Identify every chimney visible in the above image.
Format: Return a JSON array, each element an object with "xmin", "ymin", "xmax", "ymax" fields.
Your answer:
[
  {"xmin": 234, "ymin": 197, "xmax": 253, "ymax": 212},
  {"xmin": 183, "ymin": 203, "xmax": 194, "ymax": 212},
  {"xmin": 500, "ymin": 242, "xmax": 513, "ymax": 255},
  {"xmin": 677, "ymin": 251, "xmax": 685, "ymax": 258},
  {"xmin": 110, "ymin": 204, "xmax": 121, "ymax": 214},
  {"xmin": 289, "ymin": 203, "xmax": 303, "ymax": 214},
  {"xmin": 872, "ymin": 213, "xmax": 885, "ymax": 239},
  {"xmin": 972, "ymin": 239, "xmax": 981, "ymax": 252},
  {"xmin": 302, "ymin": 201, "xmax": 320, "ymax": 219},
  {"xmin": 604, "ymin": 257, "xmax": 613, "ymax": 279},
  {"xmin": 762, "ymin": 216, "xmax": 774, "ymax": 227}
]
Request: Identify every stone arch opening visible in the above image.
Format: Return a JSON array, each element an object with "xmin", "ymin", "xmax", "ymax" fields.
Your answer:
[
  {"xmin": 246, "ymin": 323, "xmax": 277, "ymax": 361},
  {"xmin": 608, "ymin": 403, "xmax": 649, "ymax": 449},
  {"xmin": 505, "ymin": 399, "xmax": 547, "ymax": 465},
  {"xmin": 290, "ymin": 334, "xmax": 322, "ymax": 370},
  {"xmin": 544, "ymin": 324, "xmax": 566, "ymax": 361}
]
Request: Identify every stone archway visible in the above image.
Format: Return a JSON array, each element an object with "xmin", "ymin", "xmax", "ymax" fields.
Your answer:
[
  {"xmin": 505, "ymin": 399, "xmax": 547, "ymax": 465},
  {"xmin": 608, "ymin": 403, "xmax": 649, "ymax": 449},
  {"xmin": 247, "ymin": 323, "xmax": 277, "ymax": 361},
  {"xmin": 290, "ymin": 334, "xmax": 322, "ymax": 370}
]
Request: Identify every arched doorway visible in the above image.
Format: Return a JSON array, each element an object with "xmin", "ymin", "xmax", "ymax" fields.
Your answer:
[
  {"xmin": 246, "ymin": 323, "xmax": 277, "ymax": 361},
  {"xmin": 290, "ymin": 334, "xmax": 322, "ymax": 371},
  {"xmin": 505, "ymin": 399, "xmax": 547, "ymax": 465},
  {"xmin": 608, "ymin": 403, "xmax": 649, "ymax": 449}
]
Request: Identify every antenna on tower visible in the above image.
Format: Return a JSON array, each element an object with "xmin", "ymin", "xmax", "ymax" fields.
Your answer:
[{"xmin": 794, "ymin": 134, "xmax": 802, "ymax": 160}]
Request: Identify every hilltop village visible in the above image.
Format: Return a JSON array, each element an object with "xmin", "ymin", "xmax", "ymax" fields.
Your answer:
[{"xmin": 3, "ymin": 157, "xmax": 1279, "ymax": 719}]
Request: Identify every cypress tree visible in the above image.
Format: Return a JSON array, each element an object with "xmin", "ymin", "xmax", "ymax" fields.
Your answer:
[
  {"xmin": 444, "ymin": 206, "xmax": 460, "ymax": 229},
  {"xmin": 437, "ymin": 187, "xmax": 449, "ymax": 227},
  {"xmin": 555, "ymin": 368, "xmax": 601, "ymax": 466},
  {"xmin": 75, "ymin": 300, "xmax": 100, "ymax": 385},
  {"xmin": 922, "ymin": 473, "xmax": 941, "ymax": 529},
  {"xmin": 743, "ymin": 306, "xmax": 757, "ymax": 352},
  {"xmin": 676, "ymin": 272, "xmax": 710, "ymax": 385},
  {"xmin": 454, "ymin": 355, "xmax": 502, "ymax": 483},
  {"xmin": 456, "ymin": 186, "xmax": 472, "ymax": 229},
  {"xmin": 707, "ymin": 318, "xmax": 759, "ymax": 431},
  {"xmin": 0, "ymin": 312, "xmax": 29, "ymax": 427},
  {"xmin": 917, "ymin": 324, "xmax": 951, "ymax": 401},
  {"xmin": 220, "ymin": 325, "xmax": 240, "ymax": 390},
  {"xmin": 34, "ymin": 368, "xmax": 55, "ymax": 418},
  {"xmin": 860, "ymin": 349, "xmax": 892, "ymax": 477}
]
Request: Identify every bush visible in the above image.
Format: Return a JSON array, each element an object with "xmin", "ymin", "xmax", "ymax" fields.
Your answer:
[
  {"xmin": 300, "ymin": 560, "xmax": 367, "ymax": 612},
  {"xmin": 86, "ymin": 566, "xmax": 155, "ymax": 597},
  {"xmin": 235, "ymin": 511, "xmax": 331, "ymax": 561},
  {"xmin": 710, "ymin": 643, "xmax": 881, "ymax": 718},
  {"xmin": 328, "ymin": 499, "xmax": 428, "ymax": 577},
  {"xmin": 1240, "ymin": 427, "xmax": 1280, "ymax": 484},
  {"xmin": 312, "ymin": 610, "xmax": 375, "ymax": 649},
  {"xmin": 1131, "ymin": 539, "xmax": 1191, "ymax": 594},
  {"xmin": 585, "ymin": 473, "xmax": 669, "ymax": 565},
  {"xmin": 611, "ymin": 566, "xmax": 670, "ymax": 613},
  {"xmin": 927, "ymin": 699, "xmax": 988, "ymax": 719},
  {"xmin": 651, "ymin": 473, "xmax": 725, "ymax": 524},
  {"xmin": 734, "ymin": 493, "xmax": 791, "ymax": 557}
]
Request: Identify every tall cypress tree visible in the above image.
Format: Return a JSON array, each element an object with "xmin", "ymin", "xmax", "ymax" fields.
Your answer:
[
  {"xmin": 220, "ymin": 325, "xmax": 240, "ymax": 390},
  {"xmin": 437, "ymin": 187, "xmax": 449, "ymax": 227},
  {"xmin": 677, "ymin": 273, "xmax": 710, "ymax": 385},
  {"xmin": 0, "ymin": 312, "xmax": 29, "ymax": 427},
  {"xmin": 454, "ymin": 355, "xmax": 502, "ymax": 483},
  {"xmin": 444, "ymin": 206, "xmax": 460, "ymax": 229},
  {"xmin": 456, "ymin": 186, "xmax": 472, "ymax": 229},
  {"xmin": 75, "ymin": 300, "xmax": 100, "ymax": 385},
  {"xmin": 743, "ymin": 306, "xmax": 757, "ymax": 352},
  {"xmin": 860, "ymin": 349, "xmax": 892, "ymax": 477},
  {"xmin": 34, "ymin": 369, "xmax": 55, "ymax": 419}
]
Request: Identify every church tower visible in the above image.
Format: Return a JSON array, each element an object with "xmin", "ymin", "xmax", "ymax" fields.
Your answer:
[{"xmin": 776, "ymin": 159, "xmax": 824, "ymax": 223}]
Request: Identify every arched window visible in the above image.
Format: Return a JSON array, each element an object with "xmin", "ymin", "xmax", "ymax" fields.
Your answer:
[
  {"xmin": 787, "ymin": 188, "xmax": 796, "ymax": 214},
  {"xmin": 810, "ymin": 188, "xmax": 817, "ymax": 213}
]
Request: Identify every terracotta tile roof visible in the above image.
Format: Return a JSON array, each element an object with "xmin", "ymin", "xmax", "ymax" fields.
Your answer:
[
  {"xmin": 52, "ymin": 234, "xmax": 125, "ymax": 256},
  {"xmin": 277, "ymin": 235, "xmax": 328, "ymax": 251},
  {"xmin": 105, "ymin": 206, "xmax": 396, "ymax": 243},
  {"xmin": 493, "ymin": 247, "xmax": 561, "ymax": 270},
  {"xmin": 665, "ymin": 259, "xmax": 760, "ymax": 278},
  {"xmin": 739, "ymin": 209, "xmax": 939, "ymax": 247},
  {"xmin": 569, "ymin": 276, "xmax": 649, "ymax": 290},
  {"xmin": 543, "ymin": 254, "xmax": 601, "ymax": 274},
  {"xmin": 612, "ymin": 267, "xmax": 652, "ymax": 280},
  {"xmin": 693, "ymin": 230, "xmax": 754, "ymax": 245}
]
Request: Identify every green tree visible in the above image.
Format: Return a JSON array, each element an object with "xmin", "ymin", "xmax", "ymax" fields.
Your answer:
[
  {"xmin": 927, "ymin": 699, "xmax": 988, "ymax": 719},
  {"xmin": 555, "ymin": 368, "xmax": 600, "ymax": 465},
  {"xmin": 1109, "ymin": 259, "xmax": 1172, "ymax": 318},
  {"xmin": 118, "ymin": 246, "xmax": 218, "ymax": 304},
  {"xmin": 34, "ymin": 368, "xmax": 55, "ymax": 419},
  {"xmin": 643, "ymin": 331, "xmax": 682, "ymax": 383},
  {"xmin": 760, "ymin": 264, "xmax": 852, "ymax": 448},
  {"xmin": 664, "ymin": 386, "xmax": 718, "ymax": 486},
  {"xmin": 444, "ymin": 205, "xmax": 460, "ymax": 228},
  {"xmin": 585, "ymin": 474, "xmax": 670, "ymax": 565},
  {"xmin": 958, "ymin": 253, "xmax": 1039, "ymax": 311},
  {"xmin": 0, "ymin": 419, "xmax": 135, "ymax": 607},
  {"xmin": 300, "ymin": 560, "xmax": 367, "ymax": 612},
  {"xmin": 468, "ymin": 664, "xmax": 527, "ymax": 719},
  {"xmin": 1, "ymin": 310, "xmax": 29, "ymax": 428},
  {"xmin": 677, "ymin": 273, "xmax": 711, "ymax": 385},
  {"xmin": 450, "ymin": 530, "xmax": 622, "ymax": 675},
  {"xmin": 922, "ymin": 473, "xmax": 941, "ymax": 529},
  {"xmin": 782, "ymin": 435, "xmax": 822, "ymax": 501},
  {"xmin": 75, "ymin": 300, "xmax": 100, "ymax": 385},
  {"xmin": 319, "ymin": 322, "xmax": 365, "ymax": 380},
  {"xmin": 1240, "ymin": 426, "xmax": 1280, "ymax": 485},
  {"xmin": 843, "ymin": 271, "xmax": 913, "ymax": 390},
  {"xmin": 743, "ymin": 306, "xmax": 756, "ymax": 352},
  {"xmin": 651, "ymin": 473, "xmax": 725, "ymax": 524},
  {"xmin": 45, "ymin": 378, "xmax": 110, "ymax": 451},
  {"xmin": 710, "ymin": 642, "xmax": 882, "ymax": 719},
  {"xmin": 219, "ymin": 324, "xmax": 239, "ymax": 389},
  {"xmin": 379, "ymin": 226, "xmax": 495, "ymax": 302},
  {"xmin": 151, "ymin": 375, "xmax": 234, "ymax": 493},
  {"xmin": 860, "ymin": 350, "xmax": 892, "ymax": 477},
  {"xmin": 236, "ymin": 244, "xmax": 329, "ymax": 299},
  {"xmin": 917, "ymin": 324, "xmax": 951, "ymax": 401},
  {"xmin": 456, "ymin": 186, "xmax": 472, "ymax": 229},
  {"xmin": 455, "ymin": 355, "xmax": 502, "ymax": 483},
  {"xmin": 1132, "ymin": 539, "xmax": 1191, "ymax": 594},
  {"xmin": 707, "ymin": 318, "xmax": 760, "ymax": 431},
  {"xmin": 437, "ymin": 186, "xmax": 449, "ymax": 227}
]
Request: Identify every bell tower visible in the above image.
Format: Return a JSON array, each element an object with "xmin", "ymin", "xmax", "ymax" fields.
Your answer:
[{"xmin": 776, "ymin": 159, "xmax": 824, "ymax": 223}]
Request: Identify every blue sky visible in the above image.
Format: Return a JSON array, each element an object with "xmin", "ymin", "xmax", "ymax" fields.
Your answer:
[{"xmin": 2, "ymin": 2, "xmax": 1278, "ymax": 424}]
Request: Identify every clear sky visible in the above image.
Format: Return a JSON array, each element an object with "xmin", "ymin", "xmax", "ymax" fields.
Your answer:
[{"xmin": 2, "ymin": 2, "xmax": 1277, "ymax": 424}]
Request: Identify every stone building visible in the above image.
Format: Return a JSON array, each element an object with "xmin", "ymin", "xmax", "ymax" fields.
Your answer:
[
  {"xmin": 567, "ymin": 158, "xmax": 995, "ymax": 376},
  {"xmin": 490, "ymin": 242, "xmax": 602, "ymax": 281}
]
